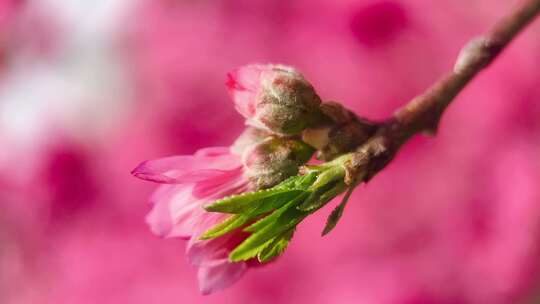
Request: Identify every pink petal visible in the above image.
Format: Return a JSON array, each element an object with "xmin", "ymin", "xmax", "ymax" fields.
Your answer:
[
  {"xmin": 226, "ymin": 64, "xmax": 265, "ymax": 118},
  {"xmin": 167, "ymin": 191, "xmax": 208, "ymax": 239},
  {"xmin": 145, "ymin": 185, "xmax": 178, "ymax": 237},
  {"xmin": 185, "ymin": 212, "xmax": 232, "ymax": 266},
  {"xmin": 197, "ymin": 259, "xmax": 247, "ymax": 295},
  {"xmin": 186, "ymin": 221, "xmax": 251, "ymax": 268},
  {"xmin": 192, "ymin": 168, "xmax": 247, "ymax": 199},
  {"xmin": 146, "ymin": 183, "xmax": 209, "ymax": 239},
  {"xmin": 171, "ymin": 169, "xmax": 237, "ymax": 183},
  {"xmin": 188, "ymin": 237, "xmax": 232, "ymax": 267},
  {"xmin": 194, "ymin": 146, "xmax": 231, "ymax": 157},
  {"xmin": 145, "ymin": 184, "xmax": 196, "ymax": 239},
  {"xmin": 132, "ymin": 151, "xmax": 241, "ymax": 184},
  {"xmin": 145, "ymin": 202, "xmax": 172, "ymax": 237},
  {"xmin": 145, "ymin": 170, "xmax": 247, "ymax": 239}
]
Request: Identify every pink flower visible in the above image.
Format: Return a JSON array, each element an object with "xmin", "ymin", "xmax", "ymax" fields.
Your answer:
[
  {"xmin": 226, "ymin": 64, "xmax": 322, "ymax": 135},
  {"xmin": 132, "ymin": 146, "xmax": 253, "ymax": 294}
]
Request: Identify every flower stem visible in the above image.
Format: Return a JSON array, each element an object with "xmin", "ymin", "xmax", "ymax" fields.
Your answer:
[
  {"xmin": 394, "ymin": 0, "xmax": 540, "ymax": 138},
  {"xmin": 345, "ymin": 0, "xmax": 540, "ymax": 184}
]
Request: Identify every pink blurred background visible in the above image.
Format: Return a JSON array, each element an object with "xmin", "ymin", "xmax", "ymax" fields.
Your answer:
[{"xmin": 1, "ymin": 0, "xmax": 540, "ymax": 303}]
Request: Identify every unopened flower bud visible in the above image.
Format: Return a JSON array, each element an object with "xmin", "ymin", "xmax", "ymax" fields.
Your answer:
[
  {"xmin": 242, "ymin": 137, "xmax": 315, "ymax": 189},
  {"xmin": 231, "ymin": 127, "xmax": 271, "ymax": 155},
  {"xmin": 227, "ymin": 64, "xmax": 324, "ymax": 135},
  {"xmin": 302, "ymin": 102, "xmax": 377, "ymax": 161},
  {"xmin": 319, "ymin": 121, "xmax": 374, "ymax": 161}
]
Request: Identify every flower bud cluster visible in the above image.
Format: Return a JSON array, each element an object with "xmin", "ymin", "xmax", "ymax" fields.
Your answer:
[
  {"xmin": 199, "ymin": 64, "xmax": 381, "ymax": 271},
  {"xmin": 228, "ymin": 64, "xmax": 375, "ymax": 190},
  {"xmin": 228, "ymin": 64, "xmax": 325, "ymax": 189}
]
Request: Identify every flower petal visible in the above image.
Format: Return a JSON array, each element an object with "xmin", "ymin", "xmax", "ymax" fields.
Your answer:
[
  {"xmin": 226, "ymin": 65, "xmax": 265, "ymax": 118},
  {"xmin": 132, "ymin": 151, "xmax": 241, "ymax": 184},
  {"xmin": 166, "ymin": 189, "xmax": 209, "ymax": 239},
  {"xmin": 192, "ymin": 169, "xmax": 247, "ymax": 199},
  {"xmin": 145, "ymin": 184, "xmax": 197, "ymax": 239},
  {"xmin": 197, "ymin": 259, "xmax": 247, "ymax": 295},
  {"xmin": 146, "ymin": 172, "xmax": 247, "ymax": 239},
  {"xmin": 185, "ymin": 212, "xmax": 232, "ymax": 266},
  {"xmin": 194, "ymin": 146, "xmax": 231, "ymax": 157},
  {"xmin": 145, "ymin": 185, "xmax": 178, "ymax": 238}
]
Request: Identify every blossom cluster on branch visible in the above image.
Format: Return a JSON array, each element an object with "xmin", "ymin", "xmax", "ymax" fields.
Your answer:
[
  {"xmin": 132, "ymin": 0, "xmax": 540, "ymax": 294},
  {"xmin": 132, "ymin": 64, "xmax": 376, "ymax": 294}
]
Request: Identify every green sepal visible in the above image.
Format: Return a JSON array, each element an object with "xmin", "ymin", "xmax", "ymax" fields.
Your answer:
[{"xmin": 257, "ymin": 228, "xmax": 295, "ymax": 262}]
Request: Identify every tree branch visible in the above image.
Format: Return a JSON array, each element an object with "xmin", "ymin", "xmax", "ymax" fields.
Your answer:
[{"xmin": 345, "ymin": 0, "xmax": 540, "ymax": 184}]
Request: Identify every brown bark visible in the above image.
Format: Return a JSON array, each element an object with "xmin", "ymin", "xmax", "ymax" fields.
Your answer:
[{"xmin": 344, "ymin": 0, "xmax": 540, "ymax": 184}]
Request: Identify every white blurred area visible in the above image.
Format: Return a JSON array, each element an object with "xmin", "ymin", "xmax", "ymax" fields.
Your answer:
[{"xmin": 0, "ymin": 0, "xmax": 136, "ymax": 182}]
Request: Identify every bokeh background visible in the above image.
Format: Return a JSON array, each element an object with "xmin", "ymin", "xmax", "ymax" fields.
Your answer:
[{"xmin": 1, "ymin": 0, "xmax": 540, "ymax": 303}]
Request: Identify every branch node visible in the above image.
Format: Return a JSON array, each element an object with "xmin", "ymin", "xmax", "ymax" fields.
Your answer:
[{"xmin": 454, "ymin": 36, "xmax": 492, "ymax": 74}]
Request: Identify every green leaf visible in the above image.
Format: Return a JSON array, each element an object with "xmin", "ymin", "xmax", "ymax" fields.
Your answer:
[
  {"xmin": 317, "ymin": 182, "xmax": 347, "ymax": 206},
  {"xmin": 257, "ymin": 228, "xmax": 295, "ymax": 262},
  {"xmin": 291, "ymin": 172, "xmax": 318, "ymax": 189},
  {"xmin": 204, "ymin": 188, "xmax": 295, "ymax": 214},
  {"xmin": 322, "ymin": 186, "xmax": 355, "ymax": 236},
  {"xmin": 309, "ymin": 166, "xmax": 344, "ymax": 190},
  {"xmin": 297, "ymin": 181, "xmax": 346, "ymax": 212},
  {"xmin": 199, "ymin": 214, "xmax": 250, "ymax": 240},
  {"xmin": 244, "ymin": 192, "xmax": 308, "ymax": 233},
  {"xmin": 297, "ymin": 190, "xmax": 325, "ymax": 211},
  {"xmin": 229, "ymin": 237, "xmax": 277, "ymax": 262},
  {"xmin": 274, "ymin": 172, "xmax": 317, "ymax": 190},
  {"xmin": 246, "ymin": 190, "xmax": 306, "ymax": 216},
  {"xmin": 297, "ymin": 167, "xmax": 346, "ymax": 211},
  {"xmin": 230, "ymin": 198, "xmax": 308, "ymax": 262},
  {"xmin": 204, "ymin": 173, "xmax": 317, "ymax": 214},
  {"xmin": 273, "ymin": 175, "xmax": 303, "ymax": 190},
  {"xmin": 201, "ymin": 190, "xmax": 307, "ymax": 240},
  {"xmin": 201, "ymin": 174, "xmax": 316, "ymax": 242}
]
